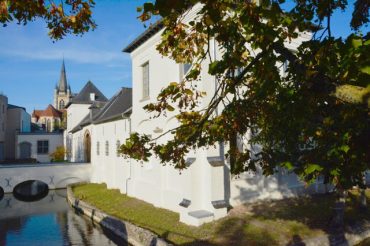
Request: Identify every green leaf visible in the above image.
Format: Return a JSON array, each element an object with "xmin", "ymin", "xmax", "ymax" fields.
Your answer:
[
  {"xmin": 184, "ymin": 89, "xmax": 194, "ymax": 96},
  {"xmin": 166, "ymin": 105, "xmax": 175, "ymax": 111},
  {"xmin": 281, "ymin": 161, "xmax": 294, "ymax": 170},
  {"xmin": 209, "ymin": 61, "xmax": 220, "ymax": 75},
  {"xmin": 352, "ymin": 38, "xmax": 362, "ymax": 48},
  {"xmin": 330, "ymin": 169, "xmax": 340, "ymax": 176},
  {"xmin": 339, "ymin": 145, "xmax": 350, "ymax": 153},
  {"xmin": 360, "ymin": 66, "xmax": 370, "ymax": 75},
  {"xmin": 305, "ymin": 164, "xmax": 323, "ymax": 175}
]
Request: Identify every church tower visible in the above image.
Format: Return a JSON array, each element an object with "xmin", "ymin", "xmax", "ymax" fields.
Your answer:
[{"xmin": 54, "ymin": 60, "xmax": 72, "ymax": 110}]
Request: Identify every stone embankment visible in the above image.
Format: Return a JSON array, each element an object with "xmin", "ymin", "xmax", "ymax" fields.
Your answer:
[{"xmin": 67, "ymin": 185, "xmax": 170, "ymax": 246}]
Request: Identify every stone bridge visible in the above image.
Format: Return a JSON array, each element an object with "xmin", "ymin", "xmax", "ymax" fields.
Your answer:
[{"xmin": 0, "ymin": 163, "xmax": 92, "ymax": 193}]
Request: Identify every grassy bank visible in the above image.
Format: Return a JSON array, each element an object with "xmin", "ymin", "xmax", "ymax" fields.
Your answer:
[{"xmin": 72, "ymin": 183, "xmax": 370, "ymax": 245}]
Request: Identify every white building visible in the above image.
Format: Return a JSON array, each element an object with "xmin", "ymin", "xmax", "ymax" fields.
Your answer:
[
  {"xmin": 67, "ymin": 7, "xmax": 322, "ymax": 226},
  {"xmin": 65, "ymin": 80, "xmax": 109, "ymax": 162},
  {"xmin": 16, "ymin": 132, "xmax": 63, "ymax": 163}
]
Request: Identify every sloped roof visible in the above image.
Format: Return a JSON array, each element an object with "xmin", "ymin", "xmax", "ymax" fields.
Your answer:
[
  {"xmin": 94, "ymin": 87, "xmax": 132, "ymax": 124},
  {"xmin": 66, "ymin": 81, "xmax": 108, "ymax": 107},
  {"xmin": 70, "ymin": 87, "xmax": 132, "ymax": 133},
  {"xmin": 32, "ymin": 110, "xmax": 43, "ymax": 118},
  {"xmin": 43, "ymin": 104, "xmax": 62, "ymax": 117},
  {"xmin": 123, "ymin": 20, "xmax": 163, "ymax": 53},
  {"xmin": 7, "ymin": 104, "xmax": 26, "ymax": 111},
  {"xmin": 32, "ymin": 105, "xmax": 62, "ymax": 118}
]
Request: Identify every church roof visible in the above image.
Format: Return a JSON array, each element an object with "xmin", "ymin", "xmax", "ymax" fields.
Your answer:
[
  {"xmin": 58, "ymin": 60, "xmax": 68, "ymax": 93},
  {"xmin": 33, "ymin": 105, "xmax": 62, "ymax": 118},
  {"xmin": 32, "ymin": 110, "xmax": 43, "ymax": 118},
  {"xmin": 44, "ymin": 104, "xmax": 62, "ymax": 117},
  {"xmin": 70, "ymin": 87, "xmax": 132, "ymax": 133},
  {"xmin": 66, "ymin": 81, "xmax": 108, "ymax": 107}
]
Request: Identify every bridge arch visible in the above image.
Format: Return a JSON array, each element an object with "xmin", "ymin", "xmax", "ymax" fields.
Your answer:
[
  {"xmin": 13, "ymin": 180, "xmax": 49, "ymax": 202},
  {"xmin": 84, "ymin": 130, "xmax": 91, "ymax": 163}
]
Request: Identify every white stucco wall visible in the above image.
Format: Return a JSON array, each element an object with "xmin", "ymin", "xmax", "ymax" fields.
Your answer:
[
  {"xmin": 125, "ymin": 8, "xmax": 314, "ymax": 225},
  {"xmin": 66, "ymin": 104, "xmax": 90, "ymax": 133},
  {"xmin": 17, "ymin": 133, "xmax": 63, "ymax": 163},
  {"xmin": 66, "ymin": 5, "xmax": 316, "ymax": 226}
]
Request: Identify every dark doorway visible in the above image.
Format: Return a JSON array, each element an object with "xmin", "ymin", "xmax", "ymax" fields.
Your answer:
[
  {"xmin": 19, "ymin": 142, "xmax": 31, "ymax": 159},
  {"xmin": 0, "ymin": 142, "xmax": 4, "ymax": 161},
  {"xmin": 84, "ymin": 131, "xmax": 91, "ymax": 163}
]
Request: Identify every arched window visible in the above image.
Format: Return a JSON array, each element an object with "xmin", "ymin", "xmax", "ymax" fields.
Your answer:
[
  {"xmin": 59, "ymin": 99, "xmax": 65, "ymax": 109},
  {"xmin": 116, "ymin": 140, "xmax": 121, "ymax": 157},
  {"xmin": 96, "ymin": 141, "xmax": 100, "ymax": 155},
  {"xmin": 105, "ymin": 141, "xmax": 109, "ymax": 156}
]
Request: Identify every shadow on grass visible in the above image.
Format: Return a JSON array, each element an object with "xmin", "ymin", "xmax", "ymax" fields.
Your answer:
[
  {"xmin": 178, "ymin": 217, "xmax": 279, "ymax": 246},
  {"xmin": 248, "ymin": 191, "xmax": 370, "ymax": 246}
]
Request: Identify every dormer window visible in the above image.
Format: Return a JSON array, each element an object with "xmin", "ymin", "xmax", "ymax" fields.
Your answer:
[{"xmin": 90, "ymin": 93, "xmax": 96, "ymax": 101}]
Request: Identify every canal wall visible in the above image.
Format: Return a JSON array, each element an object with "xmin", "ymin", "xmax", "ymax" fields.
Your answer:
[
  {"xmin": 67, "ymin": 185, "xmax": 170, "ymax": 246},
  {"xmin": 0, "ymin": 163, "xmax": 92, "ymax": 193}
]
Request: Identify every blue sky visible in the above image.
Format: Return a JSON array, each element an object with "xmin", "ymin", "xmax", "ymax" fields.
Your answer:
[
  {"xmin": 0, "ymin": 0, "xmax": 147, "ymax": 113},
  {"xmin": 0, "ymin": 0, "xmax": 367, "ymax": 113}
]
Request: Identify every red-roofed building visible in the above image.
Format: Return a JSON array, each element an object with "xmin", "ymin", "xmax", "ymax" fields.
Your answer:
[{"xmin": 32, "ymin": 104, "xmax": 64, "ymax": 132}]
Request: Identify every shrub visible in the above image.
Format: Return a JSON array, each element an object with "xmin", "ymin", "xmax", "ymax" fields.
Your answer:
[{"xmin": 50, "ymin": 146, "xmax": 67, "ymax": 162}]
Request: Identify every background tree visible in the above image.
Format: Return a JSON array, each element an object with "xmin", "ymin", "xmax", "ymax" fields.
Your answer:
[
  {"xmin": 0, "ymin": 0, "xmax": 96, "ymax": 40},
  {"xmin": 121, "ymin": 0, "xmax": 370, "ymax": 225}
]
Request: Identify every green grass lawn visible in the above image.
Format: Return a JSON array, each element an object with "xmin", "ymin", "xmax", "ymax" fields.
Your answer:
[{"xmin": 72, "ymin": 183, "xmax": 370, "ymax": 245}]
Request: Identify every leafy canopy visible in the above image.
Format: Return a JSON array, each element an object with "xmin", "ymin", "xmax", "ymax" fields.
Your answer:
[
  {"xmin": 120, "ymin": 0, "xmax": 370, "ymax": 190},
  {"xmin": 0, "ymin": 0, "xmax": 96, "ymax": 40},
  {"xmin": 1, "ymin": 0, "xmax": 368, "ymax": 190}
]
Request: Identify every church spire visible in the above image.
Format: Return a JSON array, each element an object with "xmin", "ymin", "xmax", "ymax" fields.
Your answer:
[{"xmin": 58, "ymin": 59, "xmax": 68, "ymax": 93}]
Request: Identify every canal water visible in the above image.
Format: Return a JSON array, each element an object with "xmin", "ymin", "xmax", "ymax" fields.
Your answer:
[{"xmin": 0, "ymin": 189, "xmax": 127, "ymax": 246}]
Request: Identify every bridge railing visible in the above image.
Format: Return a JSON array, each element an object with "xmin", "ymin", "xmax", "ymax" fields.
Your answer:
[{"xmin": 0, "ymin": 162, "xmax": 90, "ymax": 169}]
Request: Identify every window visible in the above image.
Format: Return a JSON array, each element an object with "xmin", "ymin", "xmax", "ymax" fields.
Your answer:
[
  {"xmin": 59, "ymin": 99, "xmax": 65, "ymax": 109},
  {"xmin": 105, "ymin": 141, "xmax": 109, "ymax": 156},
  {"xmin": 116, "ymin": 140, "xmax": 121, "ymax": 157},
  {"xmin": 142, "ymin": 62, "xmax": 150, "ymax": 99},
  {"xmin": 96, "ymin": 141, "xmax": 100, "ymax": 155},
  {"xmin": 37, "ymin": 140, "xmax": 49, "ymax": 154},
  {"xmin": 182, "ymin": 63, "xmax": 191, "ymax": 76},
  {"xmin": 282, "ymin": 60, "xmax": 289, "ymax": 76}
]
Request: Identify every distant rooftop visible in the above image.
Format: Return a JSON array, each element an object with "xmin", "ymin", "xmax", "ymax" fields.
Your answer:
[
  {"xmin": 66, "ymin": 81, "xmax": 108, "ymax": 108},
  {"xmin": 8, "ymin": 104, "xmax": 26, "ymax": 111},
  {"xmin": 70, "ymin": 87, "xmax": 132, "ymax": 133}
]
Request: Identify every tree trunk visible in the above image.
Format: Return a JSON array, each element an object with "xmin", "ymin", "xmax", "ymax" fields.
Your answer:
[
  {"xmin": 360, "ymin": 188, "xmax": 367, "ymax": 209},
  {"xmin": 360, "ymin": 173, "xmax": 367, "ymax": 209},
  {"xmin": 331, "ymin": 188, "xmax": 347, "ymax": 229}
]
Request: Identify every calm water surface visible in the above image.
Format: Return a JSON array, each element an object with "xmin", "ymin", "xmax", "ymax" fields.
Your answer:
[{"xmin": 0, "ymin": 189, "xmax": 127, "ymax": 246}]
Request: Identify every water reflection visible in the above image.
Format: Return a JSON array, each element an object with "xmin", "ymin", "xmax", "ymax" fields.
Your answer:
[{"xmin": 0, "ymin": 190, "xmax": 126, "ymax": 246}]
